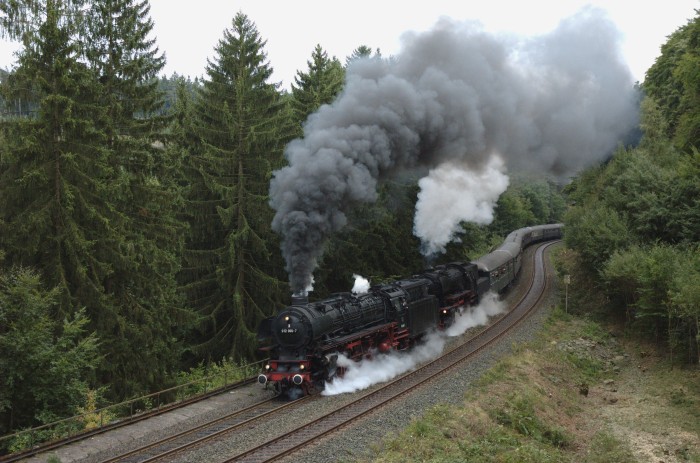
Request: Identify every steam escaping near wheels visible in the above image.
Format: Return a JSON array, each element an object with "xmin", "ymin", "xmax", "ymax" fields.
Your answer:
[
  {"xmin": 270, "ymin": 8, "xmax": 638, "ymax": 294},
  {"xmin": 322, "ymin": 292, "xmax": 505, "ymax": 396},
  {"xmin": 445, "ymin": 292, "xmax": 503, "ymax": 337}
]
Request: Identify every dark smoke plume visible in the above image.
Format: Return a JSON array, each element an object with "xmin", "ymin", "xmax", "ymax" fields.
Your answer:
[{"xmin": 270, "ymin": 7, "xmax": 639, "ymax": 293}]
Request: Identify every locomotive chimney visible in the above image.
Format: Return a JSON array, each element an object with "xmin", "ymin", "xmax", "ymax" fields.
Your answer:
[{"xmin": 291, "ymin": 292, "xmax": 309, "ymax": 305}]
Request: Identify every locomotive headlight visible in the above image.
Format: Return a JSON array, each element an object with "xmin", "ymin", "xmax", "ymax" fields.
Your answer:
[
  {"xmin": 265, "ymin": 364, "xmax": 270, "ymax": 370},
  {"xmin": 284, "ymin": 315, "xmax": 290, "ymax": 322},
  {"xmin": 300, "ymin": 364, "xmax": 305, "ymax": 370},
  {"xmin": 442, "ymin": 309, "xmax": 448, "ymax": 314}
]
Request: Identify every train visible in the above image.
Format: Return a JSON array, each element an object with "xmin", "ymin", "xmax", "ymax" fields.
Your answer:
[{"xmin": 256, "ymin": 223, "xmax": 563, "ymax": 398}]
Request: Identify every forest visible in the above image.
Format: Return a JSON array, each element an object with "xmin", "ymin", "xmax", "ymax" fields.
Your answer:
[{"xmin": 0, "ymin": 0, "xmax": 698, "ymax": 448}]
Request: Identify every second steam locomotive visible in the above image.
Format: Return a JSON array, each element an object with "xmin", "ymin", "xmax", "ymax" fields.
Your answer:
[{"xmin": 257, "ymin": 224, "xmax": 563, "ymax": 398}]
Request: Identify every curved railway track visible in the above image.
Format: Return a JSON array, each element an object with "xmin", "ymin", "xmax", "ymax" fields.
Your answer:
[
  {"xmin": 10, "ymin": 240, "xmax": 558, "ymax": 463},
  {"xmin": 223, "ymin": 240, "xmax": 559, "ymax": 463}
]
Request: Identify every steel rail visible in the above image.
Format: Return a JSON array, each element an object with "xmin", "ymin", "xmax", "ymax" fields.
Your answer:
[
  {"xmin": 224, "ymin": 240, "xmax": 559, "ymax": 463},
  {"xmin": 100, "ymin": 395, "xmax": 313, "ymax": 463},
  {"xmin": 12, "ymin": 240, "xmax": 558, "ymax": 463},
  {"xmin": 0, "ymin": 377, "xmax": 260, "ymax": 463}
]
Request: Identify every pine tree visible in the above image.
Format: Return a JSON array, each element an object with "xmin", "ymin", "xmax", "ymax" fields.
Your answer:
[
  {"xmin": 179, "ymin": 12, "xmax": 287, "ymax": 361},
  {"xmin": 291, "ymin": 44, "xmax": 344, "ymax": 132}
]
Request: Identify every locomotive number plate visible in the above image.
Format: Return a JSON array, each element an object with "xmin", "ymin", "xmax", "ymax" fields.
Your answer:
[{"xmin": 281, "ymin": 328, "xmax": 298, "ymax": 333}]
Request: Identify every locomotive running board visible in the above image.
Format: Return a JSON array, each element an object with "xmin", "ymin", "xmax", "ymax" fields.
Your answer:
[{"xmin": 318, "ymin": 322, "xmax": 398, "ymax": 351}]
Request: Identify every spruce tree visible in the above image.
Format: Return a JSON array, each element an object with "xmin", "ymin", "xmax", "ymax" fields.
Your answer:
[
  {"xmin": 0, "ymin": 0, "xmax": 115, "ymax": 317},
  {"xmin": 82, "ymin": 0, "xmax": 188, "ymax": 397},
  {"xmin": 180, "ymin": 12, "xmax": 287, "ymax": 361},
  {"xmin": 291, "ymin": 44, "xmax": 344, "ymax": 132},
  {"xmin": 0, "ymin": 0, "xmax": 189, "ymax": 398},
  {"xmin": 345, "ymin": 44, "xmax": 381, "ymax": 66}
]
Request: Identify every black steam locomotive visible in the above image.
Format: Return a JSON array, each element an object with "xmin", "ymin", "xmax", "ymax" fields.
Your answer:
[{"xmin": 257, "ymin": 224, "xmax": 563, "ymax": 397}]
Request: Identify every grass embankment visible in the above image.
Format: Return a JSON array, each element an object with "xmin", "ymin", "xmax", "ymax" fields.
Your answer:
[{"xmin": 358, "ymin": 309, "xmax": 700, "ymax": 463}]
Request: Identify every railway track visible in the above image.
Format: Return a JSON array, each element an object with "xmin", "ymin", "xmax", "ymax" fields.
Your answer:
[
  {"xmin": 0, "ymin": 377, "xmax": 261, "ymax": 463},
  {"xmin": 10, "ymin": 240, "xmax": 558, "ymax": 463},
  {"xmin": 222, "ymin": 240, "xmax": 558, "ymax": 463},
  {"xmin": 98, "ymin": 396, "xmax": 313, "ymax": 463}
]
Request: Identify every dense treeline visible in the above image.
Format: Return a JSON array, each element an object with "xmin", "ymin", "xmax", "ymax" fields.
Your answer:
[
  {"xmin": 563, "ymin": 11, "xmax": 700, "ymax": 364},
  {"xmin": 0, "ymin": 1, "xmax": 566, "ymax": 443}
]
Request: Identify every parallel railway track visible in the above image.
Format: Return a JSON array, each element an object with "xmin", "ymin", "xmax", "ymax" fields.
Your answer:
[
  {"xmin": 223, "ymin": 240, "xmax": 558, "ymax": 463},
  {"xmin": 9, "ymin": 240, "xmax": 558, "ymax": 463},
  {"xmin": 0, "ymin": 377, "xmax": 260, "ymax": 463},
  {"xmin": 100, "ymin": 396, "xmax": 313, "ymax": 463}
]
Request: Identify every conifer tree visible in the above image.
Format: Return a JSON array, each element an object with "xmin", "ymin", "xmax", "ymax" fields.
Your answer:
[
  {"xmin": 345, "ymin": 44, "xmax": 381, "ymax": 66},
  {"xmin": 0, "ymin": 0, "xmax": 114, "ymax": 316},
  {"xmin": 291, "ymin": 44, "xmax": 344, "ymax": 131},
  {"xmin": 0, "ymin": 267, "xmax": 99, "ymax": 435},
  {"xmin": 81, "ymin": 0, "xmax": 188, "ymax": 397},
  {"xmin": 0, "ymin": 0, "xmax": 189, "ymax": 398},
  {"xmin": 180, "ymin": 12, "xmax": 287, "ymax": 361}
]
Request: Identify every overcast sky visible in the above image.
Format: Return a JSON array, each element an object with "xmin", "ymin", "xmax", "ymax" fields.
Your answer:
[{"xmin": 0, "ymin": 0, "xmax": 697, "ymax": 88}]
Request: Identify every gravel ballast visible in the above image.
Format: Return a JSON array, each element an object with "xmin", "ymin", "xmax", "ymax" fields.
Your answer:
[{"xmin": 45, "ymin": 244, "xmax": 559, "ymax": 463}]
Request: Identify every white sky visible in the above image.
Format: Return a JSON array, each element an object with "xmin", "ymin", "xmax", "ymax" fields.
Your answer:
[{"xmin": 0, "ymin": 0, "xmax": 698, "ymax": 88}]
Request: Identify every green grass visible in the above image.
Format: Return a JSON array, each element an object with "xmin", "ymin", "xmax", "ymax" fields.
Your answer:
[
  {"xmin": 357, "ymin": 308, "xmax": 646, "ymax": 463},
  {"xmin": 583, "ymin": 431, "xmax": 637, "ymax": 463}
]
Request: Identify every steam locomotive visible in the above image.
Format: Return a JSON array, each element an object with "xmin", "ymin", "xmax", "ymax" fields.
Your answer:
[{"xmin": 257, "ymin": 224, "xmax": 563, "ymax": 398}]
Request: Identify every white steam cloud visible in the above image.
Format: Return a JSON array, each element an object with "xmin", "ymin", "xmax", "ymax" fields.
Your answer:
[
  {"xmin": 445, "ymin": 292, "xmax": 504, "ymax": 337},
  {"xmin": 322, "ymin": 331, "xmax": 446, "ymax": 396},
  {"xmin": 352, "ymin": 274, "xmax": 371, "ymax": 294},
  {"xmin": 322, "ymin": 292, "xmax": 505, "ymax": 395},
  {"xmin": 414, "ymin": 157, "xmax": 510, "ymax": 255}
]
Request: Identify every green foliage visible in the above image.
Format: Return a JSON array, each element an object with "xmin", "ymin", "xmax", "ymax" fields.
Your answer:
[
  {"xmin": 314, "ymin": 180, "xmax": 423, "ymax": 295},
  {"xmin": 174, "ymin": 358, "xmax": 259, "ymax": 397},
  {"xmin": 178, "ymin": 12, "xmax": 288, "ymax": 363},
  {"xmin": 81, "ymin": 0, "xmax": 190, "ymax": 399},
  {"xmin": 644, "ymin": 19, "xmax": 691, "ymax": 139},
  {"xmin": 644, "ymin": 10, "xmax": 700, "ymax": 151},
  {"xmin": 603, "ymin": 244, "xmax": 677, "ymax": 317},
  {"xmin": 490, "ymin": 176, "xmax": 565, "ymax": 237},
  {"xmin": 345, "ymin": 44, "xmax": 381, "ymax": 66},
  {"xmin": 603, "ymin": 243, "xmax": 700, "ymax": 362},
  {"xmin": 0, "ymin": 267, "xmax": 99, "ymax": 438},
  {"xmin": 489, "ymin": 189, "xmax": 537, "ymax": 236},
  {"xmin": 0, "ymin": 0, "xmax": 191, "ymax": 401},
  {"xmin": 565, "ymin": 90, "xmax": 700, "ymax": 362},
  {"xmin": 564, "ymin": 203, "xmax": 632, "ymax": 271},
  {"xmin": 291, "ymin": 44, "xmax": 344, "ymax": 133},
  {"xmin": 76, "ymin": 389, "xmax": 115, "ymax": 431}
]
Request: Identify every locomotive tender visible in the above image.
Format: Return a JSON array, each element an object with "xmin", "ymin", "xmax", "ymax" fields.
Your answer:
[{"xmin": 257, "ymin": 224, "xmax": 563, "ymax": 397}]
